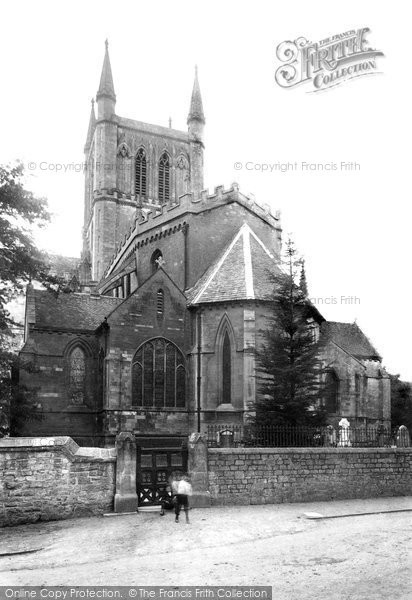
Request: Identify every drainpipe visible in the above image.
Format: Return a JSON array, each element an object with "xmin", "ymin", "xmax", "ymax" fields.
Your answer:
[
  {"xmin": 196, "ymin": 311, "xmax": 202, "ymax": 433},
  {"xmin": 102, "ymin": 317, "xmax": 109, "ymax": 405},
  {"xmin": 183, "ymin": 223, "xmax": 189, "ymax": 290}
]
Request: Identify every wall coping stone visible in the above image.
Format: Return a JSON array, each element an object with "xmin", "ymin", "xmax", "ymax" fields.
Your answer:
[
  {"xmin": 0, "ymin": 437, "xmax": 117, "ymax": 463},
  {"xmin": 208, "ymin": 447, "xmax": 412, "ymax": 455}
]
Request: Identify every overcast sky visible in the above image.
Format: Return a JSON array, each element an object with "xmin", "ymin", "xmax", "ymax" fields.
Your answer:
[{"xmin": 1, "ymin": 1, "xmax": 410, "ymax": 380}]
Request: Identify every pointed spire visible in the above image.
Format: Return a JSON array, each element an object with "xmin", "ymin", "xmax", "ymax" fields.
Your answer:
[
  {"xmin": 299, "ymin": 259, "xmax": 308, "ymax": 296},
  {"xmin": 84, "ymin": 98, "xmax": 96, "ymax": 152},
  {"xmin": 187, "ymin": 65, "xmax": 205, "ymax": 124},
  {"xmin": 96, "ymin": 39, "xmax": 116, "ymax": 102}
]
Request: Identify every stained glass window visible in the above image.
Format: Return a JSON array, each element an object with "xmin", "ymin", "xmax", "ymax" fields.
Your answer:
[
  {"xmin": 69, "ymin": 347, "xmax": 86, "ymax": 405},
  {"xmin": 132, "ymin": 338, "xmax": 186, "ymax": 408}
]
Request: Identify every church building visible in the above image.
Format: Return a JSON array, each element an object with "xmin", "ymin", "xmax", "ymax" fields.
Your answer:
[{"xmin": 19, "ymin": 42, "xmax": 391, "ymax": 447}]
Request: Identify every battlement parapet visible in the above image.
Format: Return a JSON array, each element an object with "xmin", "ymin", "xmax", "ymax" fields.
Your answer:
[{"xmin": 102, "ymin": 182, "xmax": 281, "ymax": 279}]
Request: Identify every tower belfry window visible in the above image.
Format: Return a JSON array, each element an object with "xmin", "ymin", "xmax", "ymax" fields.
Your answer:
[
  {"xmin": 158, "ymin": 152, "xmax": 170, "ymax": 203},
  {"xmin": 135, "ymin": 148, "xmax": 147, "ymax": 197}
]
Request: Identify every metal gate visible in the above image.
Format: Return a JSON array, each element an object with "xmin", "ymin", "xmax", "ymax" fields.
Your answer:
[{"xmin": 136, "ymin": 436, "xmax": 188, "ymax": 506}]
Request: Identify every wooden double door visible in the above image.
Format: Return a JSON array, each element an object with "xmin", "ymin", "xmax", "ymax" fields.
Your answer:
[{"xmin": 136, "ymin": 436, "xmax": 188, "ymax": 506}]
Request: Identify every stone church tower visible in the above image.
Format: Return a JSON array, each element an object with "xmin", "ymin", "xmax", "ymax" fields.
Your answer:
[
  {"xmin": 19, "ymin": 42, "xmax": 391, "ymax": 450},
  {"xmin": 81, "ymin": 41, "xmax": 205, "ymax": 282}
]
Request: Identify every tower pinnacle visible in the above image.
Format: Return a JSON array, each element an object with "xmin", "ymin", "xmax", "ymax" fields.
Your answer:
[
  {"xmin": 96, "ymin": 39, "xmax": 116, "ymax": 103},
  {"xmin": 84, "ymin": 98, "xmax": 96, "ymax": 152},
  {"xmin": 96, "ymin": 40, "xmax": 116, "ymax": 119},
  {"xmin": 187, "ymin": 66, "xmax": 205, "ymax": 125}
]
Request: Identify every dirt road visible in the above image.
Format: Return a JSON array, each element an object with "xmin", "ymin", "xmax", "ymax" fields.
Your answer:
[{"xmin": 1, "ymin": 497, "xmax": 411, "ymax": 600}]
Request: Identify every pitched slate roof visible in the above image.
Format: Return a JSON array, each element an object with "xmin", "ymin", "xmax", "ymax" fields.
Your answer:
[
  {"xmin": 31, "ymin": 289, "xmax": 122, "ymax": 331},
  {"xmin": 322, "ymin": 321, "xmax": 381, "ymax": 360},
  {"xmin": 186, "ymin": 223, "xmax": 278, "ymax": 305}
]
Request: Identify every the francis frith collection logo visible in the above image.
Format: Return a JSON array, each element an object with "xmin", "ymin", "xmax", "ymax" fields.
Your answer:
[{"xmin": 275, "ymin": 28, "xmax": 384, "ymax": 92}]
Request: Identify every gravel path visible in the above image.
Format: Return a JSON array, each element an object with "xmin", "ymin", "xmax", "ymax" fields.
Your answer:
[{"xmin": 1, "ymin": 497, "xmax": 411, "ymax": 600}]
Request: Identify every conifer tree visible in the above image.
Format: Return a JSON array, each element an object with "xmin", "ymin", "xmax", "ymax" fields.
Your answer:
[{"xmin": 253, "ymin": 238, "xmax": 327, "ymax": 426}]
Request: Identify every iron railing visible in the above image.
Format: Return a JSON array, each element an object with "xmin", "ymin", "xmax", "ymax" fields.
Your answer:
[{"xmin": 206, "ymin": 424, "xmax": 411, "ymax": 448}]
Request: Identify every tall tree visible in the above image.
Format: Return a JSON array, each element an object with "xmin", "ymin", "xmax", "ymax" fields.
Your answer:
[
  {"xmin": 0, "ymin": 162, "xmax": 61, "ymax": 436},
  {"xmin": 253, "ymin": 238, "xmax": 327, "ymax": 426},
  {"xmin": 390, "ymin": 374, "xmax": 412, "ymax": 430}
]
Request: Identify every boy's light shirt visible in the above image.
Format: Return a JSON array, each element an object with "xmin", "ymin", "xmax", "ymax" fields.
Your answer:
[{"xmin": 177, "ymin": 480, "xmax": 193, "ymax": 496}]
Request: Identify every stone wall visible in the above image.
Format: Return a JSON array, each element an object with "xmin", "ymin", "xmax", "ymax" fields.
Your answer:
[
  {"xmin": 0, "ymin": 437, "xmax": 116, "ymax": 526},
  {"xmin": 208, "ymin": 447, "xmax": 412, "ymax": 505},
  {"xmin": 2, "ymin": 435, "xmax": 412, "ymax": 526}
]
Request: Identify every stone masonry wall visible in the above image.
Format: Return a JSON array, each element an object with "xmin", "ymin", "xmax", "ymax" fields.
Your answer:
[
  {"xmin": 0, "ymin": 437, "xmax": 116, "ymax": 526},
  {"xmin": 208, "ymin": 448, "xmax": 412, "ymax": 505}
]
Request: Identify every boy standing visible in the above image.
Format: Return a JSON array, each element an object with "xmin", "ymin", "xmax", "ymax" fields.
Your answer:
[{"xmin": 175, "ymin": 474, "xmax": 192, "ymax": 524}]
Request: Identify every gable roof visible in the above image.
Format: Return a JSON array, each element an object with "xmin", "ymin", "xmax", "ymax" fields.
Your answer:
[
  {"xmin": 104, "ymin": 266, "xmax": 186, "ymax": 322},
  {"xmin": 186, "ymin": 223, "xmax": 278, "ymax": 305},
  {"xmin": 322, "ymin": 321, "xmax": 381, "ymax": 360},
  {"xmin": 30, "ymin": 289, "xmax": 122, "ymax": 331}
]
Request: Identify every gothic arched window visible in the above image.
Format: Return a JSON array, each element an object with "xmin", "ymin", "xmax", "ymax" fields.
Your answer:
[
  {"xmin": 132, "ymin": 338, "xmax": 186, "ymax": 408},
  {"xmin": 135, "ymin": 148, "xmax": 147, "ymax": 198},
  {"xmin": 151, "ymin": 249, "xmax": 163, "ymax": 273},
  {"xmin": 158, "ymin": 152, "xmax": 170, "ymax": 203},
  {"xmin": 69, "ymin": 347, "xmax": 86, "ymax": 405},
  {"xmin": 325, "ymin": 370, "xmax": 339, "ymax": 414},
  {"xmin": 222, "ymin": 331, "xmax": 232, "ymax": 404}
]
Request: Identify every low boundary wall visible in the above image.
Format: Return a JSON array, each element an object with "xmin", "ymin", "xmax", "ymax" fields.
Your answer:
[
  {"xmin": 2, "ymin": 436, "xmax": 412, "ymax": 526},
  {"xmin": 208, "ymin": 447, "xmax": 412, "ymax": 505},
  {"xmin": 0, "ymin": 437, "xmax": 116, "ymax": 526}
]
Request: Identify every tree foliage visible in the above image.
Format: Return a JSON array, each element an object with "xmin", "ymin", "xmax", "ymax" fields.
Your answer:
[
  {"xmin": 253, "ymin": 238, "xmax": 327, "ymax": 426},
  {"xmin": 390, "ymin": 374, "xmax": 412, "ymax": 430},
  {"xmin": 0, "ymin": 162, "xmax": 52, "ymax": 330},
  {"xmin": 0, "ymin": 162, "xmax": 62, "ymax": 436}
]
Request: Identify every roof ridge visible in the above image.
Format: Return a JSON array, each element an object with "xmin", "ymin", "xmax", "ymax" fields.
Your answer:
[
  {"xmin": 191, "ymin": 225, "xmax": 246, "ymax": 304},
  {"xmin": 247, "ymin": 225, "xmax": 275, "ymax": 260},
  {"xmin": 243, "ymin": 225, "xmax": 254, "ymax": 299},
  {"xmin": 187, "ymin": 222, "xmax": 279, "ymax": 305}
]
